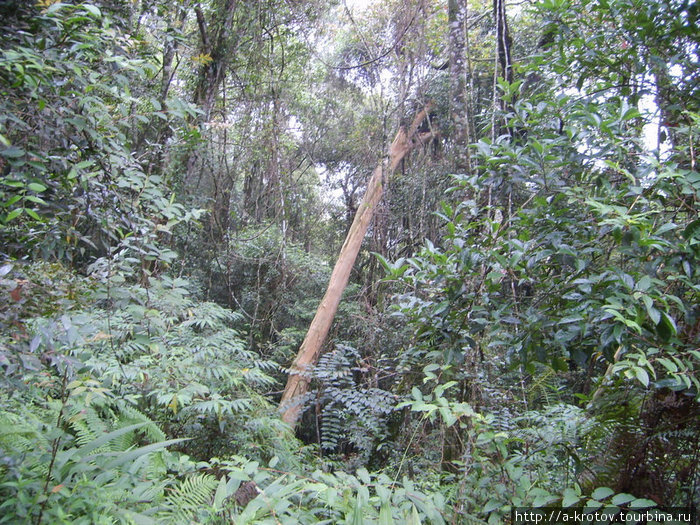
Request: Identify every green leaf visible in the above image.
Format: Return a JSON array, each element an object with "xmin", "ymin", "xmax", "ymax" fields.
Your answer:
[
  {"xmin": 641, "ymin": 295, "xmax": 660, "ymax": 325},
  {"xmin": 533, "ymin": 493, "xmax": 557, "ymax": 507},
  {"xmin": 611, "ymin": 493, "xmax": 635, "ymax": 505},
  {"xmin": 656, "ymin": 358, "xmax": 677, "ymax": 373},
  {"xmin": 621, "ymin": 106, "xmax": 640, "ymax": 121},
  {"xmin": 484, "ymin": 499, "xmax": 501, "ymax": 513},
  {"xmin": 636, "ymin": 275, "xmax": 651, "ymax": 292},
  {"xmin": 629, "ymin": 498, "xmax": 656, "ymax": 508},
  {"xmin": 654, "ymin": 222, "xmax": 676, "ymax": 235},
  {"xmin": 591, "ymin": 487, "xmax": 614, "ymax": 501},
  {"xmin": 351, "ymin": 494, "xmax": 365, "ymax": 525},
  {"xmin": 379, "ymin": 501, "xmax": 394, "ymax": 525},
  {"xmin": 77, "ymin": 423, "xmax": 147, "ymax": 458},
  {"xmin": 6, "ymin": 195, "xmax": 22, "ymax": 207},
  {"xmin": 374, "ymin": 252, "xmax": 391, "ymax": 272},
  {"xmin": 75, "ymin": 160, "xmax": 94, "ymax": 170},
  {"xmin": 5, "ymin": 208, "xmax": 23, "ymax": 222},
  {"xmin": 1, "ymin": 146, "xmax": 25, "ymax": 158},
  {"xmin": 82, "ymin": 4, "xmax": 102, "ymax": 17},
  {"xmin": 102, "ymin": 438, "xmax": 189, "ymax": 470},
  {"xmin": 213, "ymin": 475, "xmax": 228, "ymax": 512},
  {"xmin": 117, "ymin": 510, "xmax": 158, "ymax": 525},
  {"xmin": 24, "ymin": 195, "xmax": 47, "ymax": 205},
  {"xmin": 407, "ymin": 504, "xmax": 422, "ymax": 525},
  {"xmin": 46, "ymin": 2, "xmax": 67, "ymax": 14},
  {"xmin": 27, "ymin": 183, "xmax": 47, "ymax": 193},
  {"xmin": 562, "ymin": 488, "xmax": 580, "ymax": 507},
  {"xmin": 682, "ymin": 219, "xmax": 700, "ymax": 240},
  {"xmin": 634, "ymin": 367, "xmax": 649, "ymax": 387},
  {"xmin": 656, "ymin": 312, "xmax": 677, "ymax": 342},
  {"xmin": 24, "ymin": 208, "xmax": 40, "ymax": 220}
]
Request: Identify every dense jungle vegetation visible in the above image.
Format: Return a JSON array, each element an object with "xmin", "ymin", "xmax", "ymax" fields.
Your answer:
[{"xmin": 1, "ymin": 0, "xmax": 698, "ymax": 522}]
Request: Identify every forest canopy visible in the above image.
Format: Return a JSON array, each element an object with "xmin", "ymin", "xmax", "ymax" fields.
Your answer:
[{"xmin": 0, "ymin": 0, "xmax": 698, "ymax": 523}]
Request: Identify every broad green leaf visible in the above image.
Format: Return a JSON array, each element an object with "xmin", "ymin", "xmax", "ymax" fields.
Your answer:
[
  {"xmin": 24, "ymin": 208, "xmax": 40, "ymax": 220},
  {"xmin": 351, "ymin": 493, "xmax": 365, "ymax": 525},
  {"xmin": 213, "ymin": 475, "xmax": 229, "ymax": 512},
  {"xmin": 636, "ymin": 275, "xmax": 651, "ymax": 292},
  {"xmin": 656, "ymin": 358, "xmax": 677, "ymax": 373},
  {"xmin": 46, "ymin": 2, "xmax": 67, "ymax": 13},
  {"xmin": 483, "ymin": 499, "xmax": 501, "ymax": 513},
  {"xmin": 683, "ymin": 219, "xmax": 700, "ymax": 240},
  {"xmin": 77, "ymin": 423, "xmax": 147, "ymax": 458},
  {"xmin": 82, "ymin": 4, "xmax": 102, "ymax": 17},
  {"xmin": 562, "ymin": 488, "xmax": 580, "ymax": 507},
  {"xmin": 6, "ymin": 195, "xmax": 22, "ymax": 207},
  {"xmin": 591, "ymin": 487, "xmax": 614, "ymax": 501},
  {"xmin": 611, "ymin": 493, "xmax": 635, "ymax": 505},
  {"xmin": 1, "ymin": 146, "xmax": 24, "ymax": 158},
  {"xmin": 641, "ymin": 295, "xmax": 660, "ymax": 325},
  {"xmin": 634, "ymin": 367, "xmax": 649, "ymax": 387},
  {"xmin": 5, "ymin": 208, "xmax": 23, "ymax": 222},
  {"xmin": 24, "ymin": 195, "xmax": 47, "ymax": 205},
  {"xmin": 27, "ymin": 182, "xmax": 46, "ymax": 192},
  {"xmin": 657, "ymin": 312, "xmax": 677, "ymax": 342},
  {"xmin": 407, "ymin": 504, "xmax": 421, "ymax": 525},
  {"xmin": 379, "ymin": 501, "xmax": 394, "ymax": 525},
  {"xmin": 629, "ymin": 498, "xmax": 657, "ymax": 508},
  {"xmin": 102, "ymin": 438, "xmax": 189, "ymax": 470}
]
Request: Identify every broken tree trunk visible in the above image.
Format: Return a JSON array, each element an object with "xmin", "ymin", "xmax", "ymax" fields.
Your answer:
[{"xmin": 279, "ymin": 105, "xmax": 434, "ymax": 427}]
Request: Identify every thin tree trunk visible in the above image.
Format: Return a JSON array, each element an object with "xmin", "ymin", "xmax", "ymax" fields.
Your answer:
[
  {"xmin": 279, "ymin": 105, "xmax": 434, "ymax": 427},
  {"xmin": 494, "ymin": 0, "xmax": 513, "ymax": 85},
  {"xmin": 162, "ymin": 8, "xmax": 188, "ymax": 102},
  {"xmin": 193, "ymin": 0, "xmax": 237, "ymax": 121},
  {"xmin": 494, "ymin": 0, "xmax": 514, "ymax": 136},
  {"xmin": 448, "ymin": 0, "xmax": 470, "ymax": 172}
]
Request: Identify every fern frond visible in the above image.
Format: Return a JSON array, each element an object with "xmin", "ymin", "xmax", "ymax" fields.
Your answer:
[
  {"xmin": 162, "ymin": 473, "xmax": 218, "ymax": 524},
  {"xmin": 0, "ymin": 411, "xmax": 44, "ymax": 453},
  {"xmin": 527, "ymin": 365, "xmax": 560, "ymax": 407},
  {"xmin": 115, "ymin": 400, "xmax": 166, "ymax": 443}
]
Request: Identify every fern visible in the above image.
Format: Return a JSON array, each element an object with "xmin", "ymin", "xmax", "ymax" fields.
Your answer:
[
  {"xmin": 527, "ymin": 365, "xmax": 561, "ymax": 407},
  {"xmin": 312, "ymin": 345, "xmax": 396, "ymax": 454},
  {"xmin": 115, "ymin": 400, "xmax": 167, "ymax": 443},
  {"xmin": 0, "ymin": 411, "xmax": 46, "ymax": 454},
  {"xmin": 161, "ymin": 473, "xmax": 218, "ymax": 524}
]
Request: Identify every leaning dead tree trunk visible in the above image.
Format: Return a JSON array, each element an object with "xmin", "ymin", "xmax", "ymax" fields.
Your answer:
[{"xmin": 279, "ymin": 105, "xmax": 434, "ymax": 427}]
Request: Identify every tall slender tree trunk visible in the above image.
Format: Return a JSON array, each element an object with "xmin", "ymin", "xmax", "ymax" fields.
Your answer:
[
  {"xmin": 448, "ymin": 0, "xmax": 470, "ymax": 172},
  {"xmin": 494, "ymin": 0, "xmax": 513, "ymax": 85},
  {"xmin": 279, "ymin": 106, "xmax": 434, "ymax": 427},
  {"xmin": 494, "ymin": 0, "xmax": 514, "ymax": 137},
  {"xmin": 161, "ymin": 8, "xmax": 188, "ymax": 103},
  {"xmin": 193, "ymin": 0, "xmax": 238, "ymax": 121}
]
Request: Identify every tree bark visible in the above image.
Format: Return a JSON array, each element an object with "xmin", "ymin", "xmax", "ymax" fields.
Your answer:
[
  {"xmin": 494, "ymin": 0, "xmax": 515, "ymax": 138},
  {"xmin": 448, "ymin": 0, "xmax": 470, "ymax": 172},
  {"xmin": 161, "ymin": 8, "xmax": 188, "ymax": 103},
  {"xmin": 193, "ymin": 0, "xmax": 238, "ymax": 121},
  {"xmin": 279, "ymin": 105, "xmax": 434, "ymax": 427},
  {"xmin": 494, "ymin": 0, "xmax": 513, "ymax": 85}
]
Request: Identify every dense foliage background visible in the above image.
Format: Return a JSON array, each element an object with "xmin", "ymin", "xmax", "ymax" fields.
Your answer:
[{"xmin": 1, "ymin": 0, "xmax": 698, "ymax": 523}]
